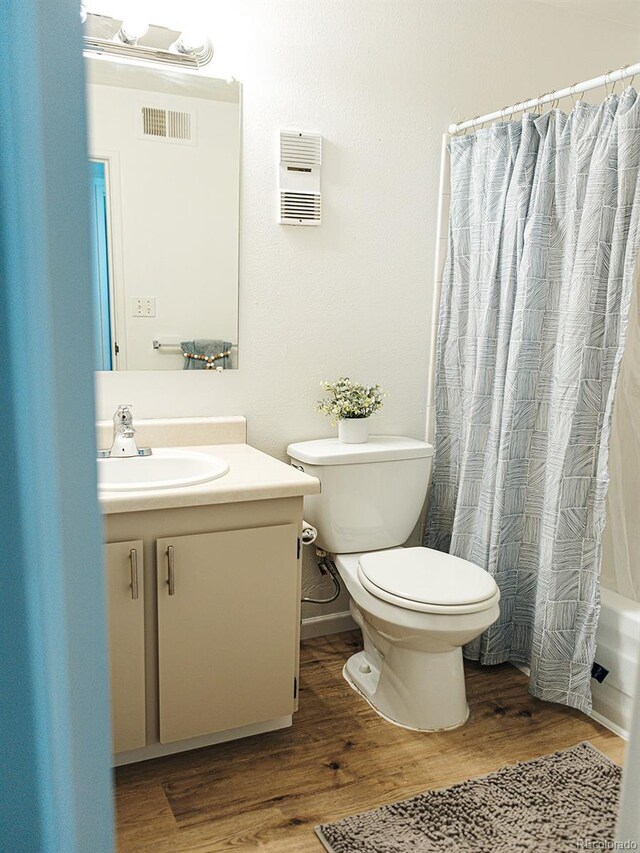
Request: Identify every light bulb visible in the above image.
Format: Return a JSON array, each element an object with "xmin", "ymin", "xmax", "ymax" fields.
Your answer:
[
  {"xmin": 118, "ymin": 16, "xmax": 149, "ymax": 44},
  {"xmin": 175, "ymin": 28, "xmax": 207, "ymax": 55}
]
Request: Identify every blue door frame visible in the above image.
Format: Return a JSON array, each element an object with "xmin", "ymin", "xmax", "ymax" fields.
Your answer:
[{"xmin": 0, "ymin": 3, "xmax": 114, "ymax": 851}]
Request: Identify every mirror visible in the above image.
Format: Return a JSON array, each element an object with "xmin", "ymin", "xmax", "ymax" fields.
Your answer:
[{"xmin": 86, "ymin": 60, "xmax": 240, "ymax": 370}]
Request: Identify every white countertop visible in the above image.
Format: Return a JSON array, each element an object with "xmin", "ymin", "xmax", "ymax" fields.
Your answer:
[{"xmin": 99, "ymin": 444, "xmax": 320, "ymax": 515}]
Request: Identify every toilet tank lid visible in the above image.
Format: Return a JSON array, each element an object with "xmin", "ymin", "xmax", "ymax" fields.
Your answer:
[{"xmin": 287, "ymin": 436, "xmax": 434, "ymax": 465}]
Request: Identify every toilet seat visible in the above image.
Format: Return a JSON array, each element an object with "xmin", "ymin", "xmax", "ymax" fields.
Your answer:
[{"xmin": 357, "ymin": 547, "xmax": 500, "ymax": 615}]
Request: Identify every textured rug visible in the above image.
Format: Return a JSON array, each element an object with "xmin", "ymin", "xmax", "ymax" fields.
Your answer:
[{"xmin": 316, "ymin": 742, "xmax": 621, "ymax": 852}]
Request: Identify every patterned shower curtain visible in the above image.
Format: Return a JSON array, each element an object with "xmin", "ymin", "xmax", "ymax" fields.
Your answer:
[{"xmin": 425, "ymin": 89, "xmax": 640, "ymax": 712}]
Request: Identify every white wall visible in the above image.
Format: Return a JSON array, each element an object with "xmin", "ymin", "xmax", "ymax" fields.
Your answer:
[
  {"xmin": 91, "ymin": 0, "xmax": 640, "ymax": 611},
  {"xmin": 87, "ymin": 64, "xmax": 239, "ymax": 369}
]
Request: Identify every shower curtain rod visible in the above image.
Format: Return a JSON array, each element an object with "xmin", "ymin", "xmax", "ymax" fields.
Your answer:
[{"xmin": 449, "ymin": 61, "xmax": 640, "ymax": 134}]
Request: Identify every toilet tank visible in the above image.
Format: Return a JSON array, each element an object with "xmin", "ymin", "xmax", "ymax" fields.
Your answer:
[{"xmin": 287, "ymin": 436, "xmax": 434, "ymax": 554}]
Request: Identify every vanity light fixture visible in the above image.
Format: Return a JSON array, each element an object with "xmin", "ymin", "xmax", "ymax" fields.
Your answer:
[
  {"xmin": 173, "ymin": 29, "xmax": 208, "ymax": 56},
  {"xmin": 117, "ymin": 16, "xmax": 150, "ymax": 46},
  {"xmin": 82, "ymin": 12, "xmax": 214, "ymax": 69}
]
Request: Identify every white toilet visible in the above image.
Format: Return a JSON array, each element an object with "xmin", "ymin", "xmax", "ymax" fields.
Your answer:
[{"xmin": 287, "ymin": 436, "xmax": 500, "ymax": 732}]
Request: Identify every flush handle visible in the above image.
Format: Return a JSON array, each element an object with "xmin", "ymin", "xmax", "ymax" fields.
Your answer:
[
  {"xmin": 129, "ymin": 548, "xmax": 139, "ymax": 600},
  {"xmin": 167, "ymin": 545, "xmax": 175, "ymax": 596}
]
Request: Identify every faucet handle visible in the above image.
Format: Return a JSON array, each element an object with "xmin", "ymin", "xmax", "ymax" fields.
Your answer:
[{"xmin": 114, "ymin": 404, "xmax": 134, "ymax": 425}]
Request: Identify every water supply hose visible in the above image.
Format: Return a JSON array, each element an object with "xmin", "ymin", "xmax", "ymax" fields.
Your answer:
[{"xmin": 301, "ymin": 551, "xmax": 342, "ymax": 604}]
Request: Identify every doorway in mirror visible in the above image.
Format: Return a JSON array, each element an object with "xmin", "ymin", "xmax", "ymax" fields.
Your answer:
[{"xmin": 90, "ymin": 160, "xmax": 113, "ymax": 371}]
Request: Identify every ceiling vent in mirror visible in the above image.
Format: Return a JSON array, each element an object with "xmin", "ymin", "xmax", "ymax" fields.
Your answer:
[
  {"xmin": 140, "ymin": 106, "xmax": 195, "ymax": 144},
  {"xmin": 279, "ymin": 130, "xmax": 322, "ymax": 225}
]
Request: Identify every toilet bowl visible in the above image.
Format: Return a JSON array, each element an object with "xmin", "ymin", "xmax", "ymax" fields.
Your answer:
[
  {"xmin": 335, "ymin": 548, "xmax": 500, "ymax": 731},
  {"xmin": 287, "ymin": 436, "xmax": 500, "ymax": 731}
]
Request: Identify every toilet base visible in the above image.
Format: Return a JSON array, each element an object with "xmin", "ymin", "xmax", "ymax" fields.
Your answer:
[{"xmin": 343, "ymin": 648, "xmax": 470, "ymax": 732}]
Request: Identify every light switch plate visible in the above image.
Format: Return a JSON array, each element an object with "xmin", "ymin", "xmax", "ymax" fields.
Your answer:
[{"xmin": 132, "ymin": 297, "xmax": 156, "ymax": 317}]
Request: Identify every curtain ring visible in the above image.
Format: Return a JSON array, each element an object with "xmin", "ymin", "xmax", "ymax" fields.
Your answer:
[
  {"xmin": 467, "ymin": 116, "xmax": 480, "ymax": 135},
  {"xmin": 569, "ymin": 82, "xmax": 578, "ymax": 107},
  {"xmin": 604, "ymin": 70, "xmax": 613, "ymax": 97}
]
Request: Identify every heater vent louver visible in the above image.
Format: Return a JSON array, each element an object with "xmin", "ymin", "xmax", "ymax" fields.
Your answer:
[
  {"xmin": 280, "ymin": 191, "xmax": 321, "ymax": 225},
  {"xmin": 280, "ymin": 131, "xmax": 322, "ymax": 168},
  {"xmin": 141, "ymin": 107, "xmax": 193, "ymax": 143},
  {"xmin": 278, "ymin": 130, "xmax": 322, "ymax": 226}
]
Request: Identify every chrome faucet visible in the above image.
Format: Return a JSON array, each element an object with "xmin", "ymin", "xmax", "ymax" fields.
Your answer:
[
  {"xmin": 98, "ymin": 405, "xmax": 152, "ymax": 458},
  {"xmin": 111, "ymin": 405, "xmax": 138, "ymax": 457}
]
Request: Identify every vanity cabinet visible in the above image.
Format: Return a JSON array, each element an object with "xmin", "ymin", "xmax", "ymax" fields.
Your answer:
[
  {"xmin": 104, "ymin": 540, "xmax": 146, "ymax": 753},
  {"xmin": 103, "ymin": 493, "xmax": 309, "ymax": 764},
  {"xmin": 156, "ymin": 524, "xmax": 299, "ymax": 743}
]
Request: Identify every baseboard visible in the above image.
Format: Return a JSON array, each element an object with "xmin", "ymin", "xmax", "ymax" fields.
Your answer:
[{"xmin": 301, "ymin": 610, "xmax": 357, "ymax": 640}]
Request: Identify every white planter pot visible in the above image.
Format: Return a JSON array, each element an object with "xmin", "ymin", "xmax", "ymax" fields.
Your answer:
[{"xmin": 338, "ymin": 418, "xmax": 369, "ymax": 444}]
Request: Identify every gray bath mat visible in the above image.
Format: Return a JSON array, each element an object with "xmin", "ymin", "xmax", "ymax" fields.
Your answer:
[{"xmin": 316, "ymin": 742, "xmax": 621, "ymax": 852}]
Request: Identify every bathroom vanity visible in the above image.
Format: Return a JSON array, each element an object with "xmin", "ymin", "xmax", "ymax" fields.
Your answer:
[{"xmin": 98, "ymin": 417, "xmax": 320, "ymax": 765}]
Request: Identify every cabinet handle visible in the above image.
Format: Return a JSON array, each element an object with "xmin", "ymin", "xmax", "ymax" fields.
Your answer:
[
  {"xmin": 129, "ymin": 548, "xmax": 139, "ymax": 600},
  {"xmin": 167, "ymin": 545, "xmax": 175, "ymax": 596}
]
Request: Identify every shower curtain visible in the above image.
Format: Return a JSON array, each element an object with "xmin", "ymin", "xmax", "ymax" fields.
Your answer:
[
  {"xmin": 601, "ymin": 267, "xmax": 640, "ymax": 601},
  {"xmin": 425, "ymin": 89, "xmax": 640, "ymax": 712}
]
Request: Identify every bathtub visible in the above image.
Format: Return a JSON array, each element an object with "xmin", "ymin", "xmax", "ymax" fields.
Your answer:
[{"xmin": 591, "ymin": 587, "xmax": 640, "ymax": 737}]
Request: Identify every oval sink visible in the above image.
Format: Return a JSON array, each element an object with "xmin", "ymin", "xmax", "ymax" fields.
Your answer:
[{"xmin": 98, "ymin": 448, "xmax": 229, "ymax": 492}]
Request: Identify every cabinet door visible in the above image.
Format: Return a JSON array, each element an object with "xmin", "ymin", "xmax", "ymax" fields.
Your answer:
[
  {"xmin": 105, "ymin": 540, "xmax": 146, "ymax": 753},
  {"xmin": 157, "ymin": 524, "xmax": 299, "ymax": 744}
]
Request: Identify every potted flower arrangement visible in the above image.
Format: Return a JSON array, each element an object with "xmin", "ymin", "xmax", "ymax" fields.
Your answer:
[{"xmin": 316, "ymin": 377, "xmax": 385, "ymax": 444}]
